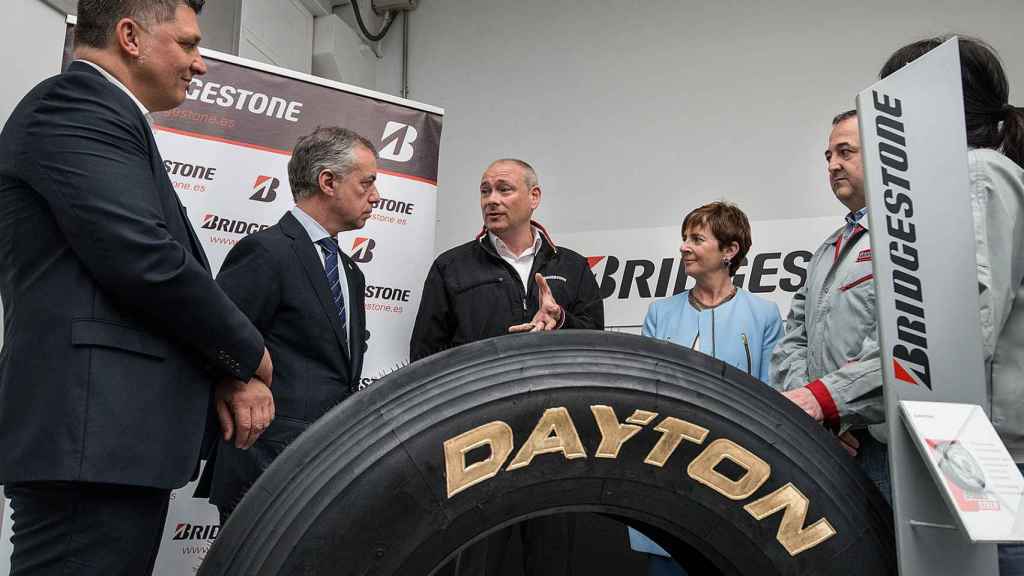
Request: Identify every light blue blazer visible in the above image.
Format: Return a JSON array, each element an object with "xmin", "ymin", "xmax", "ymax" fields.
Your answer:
[{"xmin": 642, "ymin": 288, "xmax": 783, "ymax": 383}]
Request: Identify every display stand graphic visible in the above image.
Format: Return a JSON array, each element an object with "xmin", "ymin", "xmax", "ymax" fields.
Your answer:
[{"xmin": 901, "ymin": 401, "xmax": 1024, "ymax": 543}]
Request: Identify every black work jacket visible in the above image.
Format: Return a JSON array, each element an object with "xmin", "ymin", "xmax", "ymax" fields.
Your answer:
[{"xmin": 410, "ymin": 224, "xmax": 604, "ymax": 361}]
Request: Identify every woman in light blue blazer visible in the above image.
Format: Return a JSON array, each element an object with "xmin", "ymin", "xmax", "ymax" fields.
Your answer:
[
  {"xmin": 643, "ymin": 201, "xmax": 782, "ymax": 382},
  {"xmin": 632, "ymin": 202, "xmax": 783, "ymax": 576}
]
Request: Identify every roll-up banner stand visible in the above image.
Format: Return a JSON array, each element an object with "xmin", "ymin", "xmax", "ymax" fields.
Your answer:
[
  {"xmin": 858, "ymin": 37, "xmax": 1004, "ymax": 574},
  {"xmin": 0, "ymin": 16, "xmax": 443, "ymax": 575}
]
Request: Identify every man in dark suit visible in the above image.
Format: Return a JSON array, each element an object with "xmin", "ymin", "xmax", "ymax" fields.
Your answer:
[
  {"xmin": 0, "ymin": 2, "xmax": 274, "ymax": 574},
  {"xmin": 203, "ymin": 127, "xmax": 377, "ymax": 521}
]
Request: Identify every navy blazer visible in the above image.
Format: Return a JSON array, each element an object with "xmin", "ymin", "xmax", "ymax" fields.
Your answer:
[
  {"xmin": 0, "ymin": 62, "xmax": 264, "ymax": 489},
  {"xmin": 202, "ymin": 211, "xmax": 368, "ymax": 510}
]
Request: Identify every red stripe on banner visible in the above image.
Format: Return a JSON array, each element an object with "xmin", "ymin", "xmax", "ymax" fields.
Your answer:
[
  {"xmin": 153, "ymin": 125, "xmax": 438, "ymax": 186},
  {"xmin": 154, "ymin": 125, "xmax": 291, "ymax": 155}
]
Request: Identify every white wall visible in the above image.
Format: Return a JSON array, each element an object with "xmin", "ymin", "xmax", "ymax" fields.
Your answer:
[
  {"xmin": 1, "ymin": 0, "xmax": 66, "ymax": 130},
  {"xmin": 239, "ymin": 0, "xmax": 314, "ymax": 73},
  {"xmin": 376, "ymin": 0, "xmax": 1024, "ymax": 253}
]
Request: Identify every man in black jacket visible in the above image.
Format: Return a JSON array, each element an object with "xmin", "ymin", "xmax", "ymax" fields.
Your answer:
[
  {"xmin": 410, "ymin": 158, "xmax": 603, "ymax": 361},
  {"xmin": 0, "ymin": 1, "xmax": 272, "ymax": 574},
  {"xmin": 410, "ymin": 158, "xmax": 603, "ymax": 575}
]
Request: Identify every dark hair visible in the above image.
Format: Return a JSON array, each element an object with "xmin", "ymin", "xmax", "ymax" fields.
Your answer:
[
  {"xmin": 288, "ymin": 126, "xmax": 377, "ymax": 202},
  {"xmin": 681, "ymin": 201, "xmax": 752, "ymax": 276},
  {"xmin": 880, "ymin": 35, "xmax": 1024, "ymax": 167},
  {"xmin": 75, "ymin": 0, "xmax": 205, "ymax": 49},
  {"xmin": 833, "ymin": 109, "xmax": 857, "ymax": 126}
]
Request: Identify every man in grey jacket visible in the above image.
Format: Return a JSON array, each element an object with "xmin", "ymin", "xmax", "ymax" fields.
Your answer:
[{"xmin": 771, "ymin": 110, "xmax": 890, "ymax": 498}]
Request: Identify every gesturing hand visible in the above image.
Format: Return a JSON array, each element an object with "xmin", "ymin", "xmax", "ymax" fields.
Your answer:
[
  {"xmin": 215, "ymin": 377, "xmax": 275, "ymax": 450},
  {"xmin": 509, "ymin": 273, "xmax": 563, "ymax": 333}
]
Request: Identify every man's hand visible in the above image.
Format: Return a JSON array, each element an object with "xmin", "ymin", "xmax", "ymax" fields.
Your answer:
[
  {"xmin": 838, "ymin": 431, "xmax": 860, "ymax": 457},
  {"xmin": 215, "ymin": 377, "xmax": 275, "ymax": 450},
  {"xmin": 254, "ymin": 347, "xmax": 273, "ymax": 388},
  {"xmin": 782, "ymin": 387, "xmax": 824, "ymax": 422},
  {"xmin": 509, "ymin": 274, "xmax": 563, "ymax": 333}
]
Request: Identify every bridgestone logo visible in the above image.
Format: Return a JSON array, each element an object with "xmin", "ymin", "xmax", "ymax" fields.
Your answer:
[
  {"xmin": 444, "ymin": 405, "xmax": 836, "ymax": 556},
  {"xmin": 872, "ymin": 91, "xmax": 931, "ymax": 389},
  {"xmin": 201, "ymin": 214, "xmax": 270, "ymax": 236},
  {"xmin": 365, "ymin": 285, "xmax": 411, "ymax": 302},
  {"xmin": 588, "ymin": 252, "xmax": 810, "ymax": 300},
  {"xmin": 173, "ymin": 523, "xmax": 220, "ymax": 541},
  {"xmin": 186, "ymin": 79, "xmax": 303, "ymax": 122},
  {"xmin": 164, "ymin": 160, "xmax": 216, "ymax": 180},
  {"xmin": 379, "ymin": 121, "xmax": 417, "ymax": 162},
  {"xmin": 373, "ymin": 197, "xmax": 415, "ymax": 215}
]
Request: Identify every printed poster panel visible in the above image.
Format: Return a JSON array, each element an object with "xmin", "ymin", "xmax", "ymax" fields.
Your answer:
[
  {"xmin": 149, "ymin": 49, "xmax": 443, "ymax": 575},
  {"xmin": 560, "ymin": 216, "xmax": 840, "ymax": 333}
]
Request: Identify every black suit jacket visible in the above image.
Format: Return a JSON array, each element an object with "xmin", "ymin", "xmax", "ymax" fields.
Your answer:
[
  {"xmin": 203, "ymin": 211, "xmax": 367, "ymax": 510},
  {"xmin": 0, "ymin": 62, "xmax": 265, "ymax": 489}
]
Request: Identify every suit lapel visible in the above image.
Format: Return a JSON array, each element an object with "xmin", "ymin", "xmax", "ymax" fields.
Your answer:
[{"xmin": 281, "ymin": 212, "xmax": 351, "ymax": 367}]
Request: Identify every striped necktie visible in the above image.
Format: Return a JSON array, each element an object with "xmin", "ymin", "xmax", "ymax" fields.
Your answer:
[{"xmin": 316, "ymin": 238, "xmax": 348, "ymax": 353}]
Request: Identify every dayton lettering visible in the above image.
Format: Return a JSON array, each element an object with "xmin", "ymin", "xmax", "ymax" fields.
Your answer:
[
  {"xmin": 444, "ymin": 405, "xmax": 836, "ymax": 557},
  {"xmin": 873, "ymin": 91, "xmax": 931, "ymax": 389},
  {"xmin": 186, "ymin": 79, "xmax": 303, "ymax": 122}
]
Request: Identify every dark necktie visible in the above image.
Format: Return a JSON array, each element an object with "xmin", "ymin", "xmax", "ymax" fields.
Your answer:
[{"xmin": 316, "ymin": 238, "xmax": 348, "ymax": 354}]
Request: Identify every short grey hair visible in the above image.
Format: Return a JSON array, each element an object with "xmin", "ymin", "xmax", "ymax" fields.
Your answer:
[
  {"xmin": 489, "ymin": 158, "xmax": 538, "ymax": 189},
  {"xmin": 287, "ymin": 127, "xmax": 377, "ymax": 201},
  {"xmin": 75, "ymin": 1, "xmax": 205, "ymax": 48}
]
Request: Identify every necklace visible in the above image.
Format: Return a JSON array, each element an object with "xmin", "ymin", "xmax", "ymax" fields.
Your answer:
[{"xmin": 688, "ymin": 285, "xmax": 737, "ymax": 311}]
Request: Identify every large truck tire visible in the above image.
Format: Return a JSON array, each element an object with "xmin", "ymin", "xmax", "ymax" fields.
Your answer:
[{"xmin": 199, "ymin": 331, "xmax": 895, "ymax": 575}]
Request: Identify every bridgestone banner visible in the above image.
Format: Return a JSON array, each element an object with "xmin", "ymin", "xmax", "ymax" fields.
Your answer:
[
  {"xmin": 559, "ymin": 216, "xmax": 839, "ymax": 332},
  {"xmin": 151, "ymin": 49, "xmax": 443, "ymax": 576}
]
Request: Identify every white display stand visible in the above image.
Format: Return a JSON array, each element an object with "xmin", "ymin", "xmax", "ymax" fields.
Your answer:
[{"xmin": 901, "ymin": 401, "xmax": 1024, "ymax": 543}]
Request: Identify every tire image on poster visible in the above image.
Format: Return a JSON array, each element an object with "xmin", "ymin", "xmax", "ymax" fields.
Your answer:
[{"xmin": 198, "ymin": 331, "xmax": 895, "ymax": 575}]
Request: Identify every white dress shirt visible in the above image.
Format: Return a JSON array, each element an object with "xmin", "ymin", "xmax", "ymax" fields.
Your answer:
[{"xmin": 489, "ymin": 227, "xmax": 543, "ymax": 292}]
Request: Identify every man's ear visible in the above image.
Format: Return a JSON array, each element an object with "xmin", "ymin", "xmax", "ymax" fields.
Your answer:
[
  {"xmin": 318, "ymin": 170, "xmax": 336, "ymax": 196},
  {"xmin": 114, "ymin": 18, "xmax": 143, "ymax": 59},
  {"xmin": 529, "ymin": 185, "xmax": 542, "ymax": 211}
]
